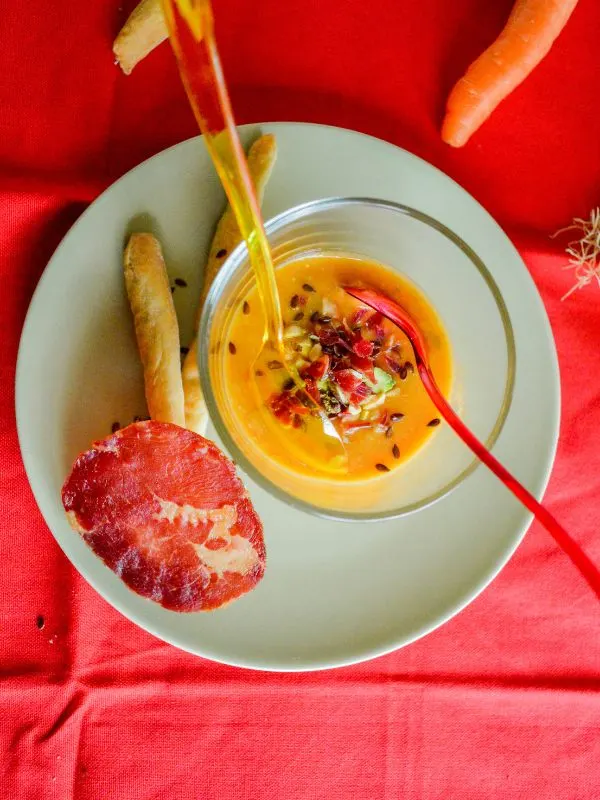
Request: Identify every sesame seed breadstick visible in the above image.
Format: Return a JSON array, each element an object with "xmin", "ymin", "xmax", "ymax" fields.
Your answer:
[{"xmin": 113, "ymin": 0, "xmax": 168, "ymax": 76}]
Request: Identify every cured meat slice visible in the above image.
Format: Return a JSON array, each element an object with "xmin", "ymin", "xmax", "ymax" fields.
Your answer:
[{"xmin": 62, "ymin": 421, "xmax": 265, "ymax": 611}]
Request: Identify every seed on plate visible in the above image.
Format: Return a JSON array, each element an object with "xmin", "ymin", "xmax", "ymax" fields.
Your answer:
[
  {"xmin": 216, "ymin": 248, "xmax": 227, "ymax": 259},
  {"xmin": 170, "ymin": 286, "xmax": 175, "ymax": 294},
  {"xmin": 174, "ymin": 278, "xmax": 187, "ymax": 288},
  {"xmin": 111, "ymin": 421, "xmax": 121, "ymax": 433},
  {"xmin": 242, "ymin": 301, "xmax": 250, "ymax": 315},
  {"xmin": 385, "ymin": 426, "xmax": 393, "ymax": 439},
  {"xmin": 283, "ymin": 378, "xmax": 295, "ymax": 391},
  {"xmin": 392, "ymin": 444, "xmax": 400, "ymax": 459},
  {"xmin": 290, "ymin": 294, "xmax": 300, "ymax": 308},
  {"xmin": 268, "ymin": 360, "xmax": 284, "ymax": 370},
  {"xmin": 391, "ymin": 412, "xmax": 404, "ymax": 422},
  {"xmin": 36, "ymin": 615, "xmax": 45, "ymax": 630},
  {"xmin": 303, "ymin": 283, "xmax": 315, "ymax": 292},
  {"xmin": 180, "ymin": 346, "xmax": 189, "ymax": 355},
  {"xmin": 310, "ymin": 311, "xmax": 320, "ymax": 323},
  {"xmin": 375, "ymin": 463, "xmax": 390, "ymax": 472},
  {"xmin": 427, "ymin": 418, "xmax": 441, "ymax": 427},
  {"xmin": 228, "ymin": 342, "xmax": 237, "ymax": 355},
  {"xmin": 404, "ymin": 361, "xmax": 414, "ymax": 373},
  {"xmin": 399, "ymin": 365, "xmax": 408, "ymax": 380},
  {"xmin": 255, "ymin": 369, "xmax": 265, "ymax": 377},
  {"xmin": 293, "ymin": 311, "xmax": 304, "ymax": 321}
]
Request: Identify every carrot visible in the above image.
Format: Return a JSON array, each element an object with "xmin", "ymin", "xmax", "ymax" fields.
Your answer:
[{"xmin": 441, "ymin": 0, "xmax": 579, "ymax": 147}]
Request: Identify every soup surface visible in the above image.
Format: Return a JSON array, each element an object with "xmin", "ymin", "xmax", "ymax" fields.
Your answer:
[{"xmin": 223, "ymin": 255, "xmax": 452, "ymax": 480}]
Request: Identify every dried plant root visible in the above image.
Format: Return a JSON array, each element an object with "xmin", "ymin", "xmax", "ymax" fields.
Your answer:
[{"xmin": 552, "ymin": 208, "xmax": 600, "ymax": 300}]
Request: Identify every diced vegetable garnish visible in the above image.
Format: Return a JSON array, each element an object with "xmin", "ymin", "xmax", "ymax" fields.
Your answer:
[
  {"xmin": 365, "ymin": 367, "xmax": 395, "ymax": 394},
  {"xmin": 264, "ymin": 295, "xmax": 406, "ymax": 431},
  {"xmin": 283, "ymin": 325, "xmax": 305, "ymax": 339},
  {"xmin": 322, "ymin": 298, "xmax": 337, "ymax": 318}
]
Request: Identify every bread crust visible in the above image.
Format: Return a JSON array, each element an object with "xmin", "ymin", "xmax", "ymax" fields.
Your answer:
[
  {"xmin": 113, "ymin": 0, "xmax": 168, "ymax": 75},
  {"xmin": 124, "ymin": 233, "xmax": 186, "ymax": 427}
]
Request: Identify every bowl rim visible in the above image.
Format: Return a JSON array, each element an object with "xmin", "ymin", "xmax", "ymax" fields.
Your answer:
[{"xmin": 199, "ymin": 196, "xmax": 516, "ymax": 522}]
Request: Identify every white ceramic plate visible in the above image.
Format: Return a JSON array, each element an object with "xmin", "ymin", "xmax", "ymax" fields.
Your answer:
[{"xmin": 16, "ymin": 123, "xmax": 559, "ymax": 671}]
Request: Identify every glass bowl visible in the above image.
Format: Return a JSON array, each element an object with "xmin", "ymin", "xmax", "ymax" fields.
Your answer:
[{"xmin": 199, "ymin": 197, "xmax": 515, "ymax": 521}]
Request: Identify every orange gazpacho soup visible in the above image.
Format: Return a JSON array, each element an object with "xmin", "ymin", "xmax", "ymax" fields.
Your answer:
[{"xmin": 224, "ymin": 255, "xmax": 452, "ymax": 481}]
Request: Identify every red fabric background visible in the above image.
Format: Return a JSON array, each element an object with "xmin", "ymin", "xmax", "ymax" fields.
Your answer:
[{"xmin": 2, "ymin": 1, "xmax": 600, "ymax": 797}]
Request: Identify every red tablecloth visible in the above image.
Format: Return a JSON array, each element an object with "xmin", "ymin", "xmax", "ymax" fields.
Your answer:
[{"xmin": 2, "ymin": 1, "xmax": 600, "ymax": 797}]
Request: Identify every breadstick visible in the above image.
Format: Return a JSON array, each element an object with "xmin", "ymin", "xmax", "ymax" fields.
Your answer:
[
  {"xmin": 124, "ymin": 233, "xmax": 186, "ymax": 426},
  {"xmin": 182, "ymin": 134, "xmax": 277, "ymax": 435},
  {"xmin": 113, "ymin": 0, "xmax": 168, "ymax": 76}
]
